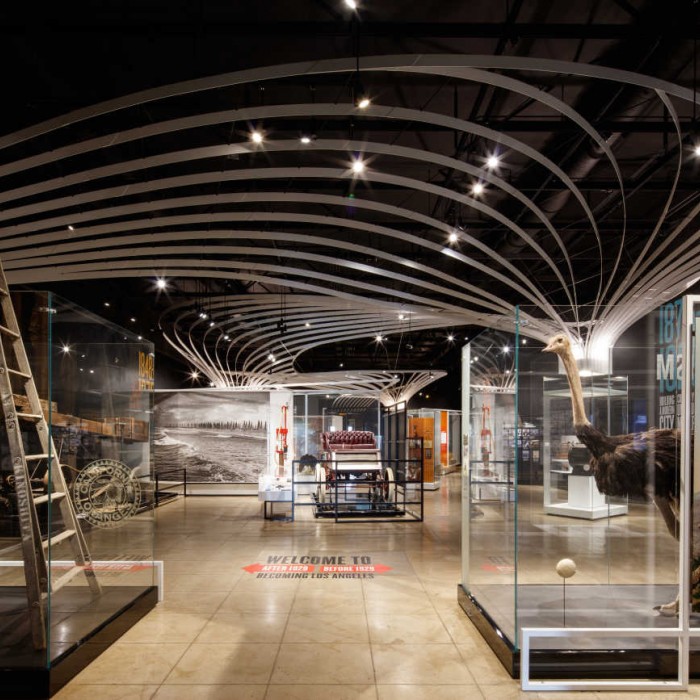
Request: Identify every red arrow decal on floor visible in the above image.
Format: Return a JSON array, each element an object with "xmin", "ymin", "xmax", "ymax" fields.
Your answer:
[{"xmin": 243, "ymin": 563, "xmax": 264, "ymax": 573}]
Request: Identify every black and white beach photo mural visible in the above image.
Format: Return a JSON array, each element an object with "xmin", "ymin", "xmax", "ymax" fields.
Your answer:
[{"xmin": 154, "ymin": 390, "xmax": 270, "ymax": 483}]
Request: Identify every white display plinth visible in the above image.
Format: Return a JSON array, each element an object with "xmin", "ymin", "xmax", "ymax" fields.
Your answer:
[{"xmin": 545, "ymin": 473, "xmax": 627, "ymax": 520}]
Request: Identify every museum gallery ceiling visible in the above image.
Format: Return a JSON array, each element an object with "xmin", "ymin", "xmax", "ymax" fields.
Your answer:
[{"xmin": 0, "ymin": 0, "xmax": 699, "ymax": 394}]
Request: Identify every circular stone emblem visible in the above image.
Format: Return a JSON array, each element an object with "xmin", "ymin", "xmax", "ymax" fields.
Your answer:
[{"xmin": 73, "ymin": 459, "xmax": 141, "ymax": 528}]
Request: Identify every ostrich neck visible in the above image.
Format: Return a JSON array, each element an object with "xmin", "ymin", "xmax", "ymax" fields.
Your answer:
[{"xmin": 559, "ymin": 349, "xmax": 590, "ymax": 428}]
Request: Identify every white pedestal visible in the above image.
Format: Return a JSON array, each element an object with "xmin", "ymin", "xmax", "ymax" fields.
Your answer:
[{"xmin": 545, "ymin": 474, "xmax": 627, "ymax": 520}]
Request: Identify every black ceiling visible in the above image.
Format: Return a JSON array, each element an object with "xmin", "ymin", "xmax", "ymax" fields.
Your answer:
[{"xmin": 0, "ymin": 0, "xmax": 699, "ymax": 399}]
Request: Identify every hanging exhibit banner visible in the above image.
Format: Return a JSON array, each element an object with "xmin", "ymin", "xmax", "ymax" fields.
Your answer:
[{"xmin": 153, "ymin": 390, "xmax": 269, "ymax": 483}]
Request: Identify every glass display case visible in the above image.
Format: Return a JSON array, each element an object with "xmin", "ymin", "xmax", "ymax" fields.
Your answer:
[
  {"xmin": 543, "ymin": 374, "xmax": 628, "ymax": 519},
  {"xmin": 460, "ymin": 300, "xmax": 700, "ymax": 690},
  {"xmin": 0, "ymin": 291, "xmax": 156, "ymax": 699}
]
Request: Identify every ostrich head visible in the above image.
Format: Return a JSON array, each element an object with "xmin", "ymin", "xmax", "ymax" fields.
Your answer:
[{"xmin": 543, "ymin": 333, "xmax": 572, "ymax": 357}]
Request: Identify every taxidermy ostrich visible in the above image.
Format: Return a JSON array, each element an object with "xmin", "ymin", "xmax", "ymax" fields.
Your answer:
[{"xmin": 543, "ymin": 334, "xmax": 687, "ymax": 614}]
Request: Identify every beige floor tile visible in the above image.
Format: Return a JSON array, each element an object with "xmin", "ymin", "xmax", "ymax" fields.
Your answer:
[
  {"xmin": 376, "ymin": 685, "xmax": 484, "ymax": 700},
  {"xmin": 283, "ymin": 613, "xmax": 369, "ymax": 643},
  {"xmin": 72, "ymin": 644, "xmax": 189, "ymax": 685},
  {"xmin": 166, "ymin": 572, "xmax": 240, "ymax": 592},
  {"xmin": 164, "ymin": 642, "xmax": 278, "ymax": 684},
  {"xmin": 292, "ymin": 590, "xmax": 367, "ymax": 615},
  {"xmin": 456, "ymin": 643, "xmax": 514, "ymax": 685},
  {"xmin": 372, "ymin": 644, "xmax": 475, "ymax": 685},
  {"xmin": 265, "ymin": 685, "xmax": 378, "ymax": 700},
  {"xmin": 271, "ymin": 643, "xmax": 374, "ymax": 684},
  {"xmin": 53, "ymin": 685, "xmax": 159, "ymax": 700},
  {"xmin": 118, "ymin": 610, "xmax": 211, "ymax": 643},
  {"xmin": 195, "ymin": 611, "xmax": 288, "ymax": 643},
  {"xmin": 368, "ymin": 612, "xmax": 452, "ymax": 644},
  {"xmin": 156, "ymin": 589, "xmax": 229, "ymax": 612},
  {"xmin": 218, "ymin": 588, "xmax": 296, "ymax": 613},
  {"xmin": 475, "ymin": 685, "xmax": 531, "ymax": 700},
  {"xmin": 152, "ymin": 685, "xmax": 266, "ymax": 699}
]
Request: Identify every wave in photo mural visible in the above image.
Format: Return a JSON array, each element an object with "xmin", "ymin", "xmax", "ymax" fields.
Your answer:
[{"xmin": 154, "ymin": 391, "xmax": 269, "ymax": 483}]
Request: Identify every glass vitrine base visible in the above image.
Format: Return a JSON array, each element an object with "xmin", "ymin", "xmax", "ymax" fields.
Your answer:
[
  {"xmin": 0, "ymin": 585, "xmax": 157, "ymax": 699},
  {"xmin": 459, "ymin": 584, "xmax": 700, "ymax": 680}
]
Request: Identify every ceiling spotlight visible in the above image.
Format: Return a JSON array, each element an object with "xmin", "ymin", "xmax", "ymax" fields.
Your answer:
[
  {"xmin": 305, "ymin": 322, "xmax": 311, "ymax": 327},
  {"xmin": 522, "ymin": 338, "xmax": 528, "ymax": 345},
  {"xmin": 103, "ymin": 302, "xmax": 110, "ymax": 307},
  {"xmin": 357, "ymin": 95, "xmax": 371, "ymax": 109},
  {"xmin": 486, "ymin": 154, "xmax": 500, "ymax": 169},
  {"xmin": 502, "ymin": 345, "xmax": 511, "ymax": 353},
  {"xmin": 695, "ymin": 144, "xmax": 700, "ymax": 157},
  {"xmin": 398, "ymin": 313, "xmax": 406, "ymax": 320},
  {"xmin": 375, "ymin": 334, "xmax": 384, "ymax": 342},
  {"xmin": 209, "ymin": 321, "xmax": 215, "ymax": 327},
  {"xmin": 351, "ymin": 158, "xmax": 365, "ymax": 174},
  {"xmin": 61, "ymin": 344, "xmax": 70, "ymax": 354},
  {"xmin": 68, "ymin": 225, "xmax": 75, "ymax": 231},
  {"xmin": 344, "ymin": 0, "xmax": 357, "ymax": 8},
  {"xmin": 156, "ymin": 278, "xmax": 167, "ymax": 289},
  {"xmin": 267, "ymin": 353, "xmax": 275, "ymax": 362},
  {"xmin": 190, "ymin": 370, "xmax": 200, "ymax": 380},
  {"xmin": 250, "ymin": 130, "xmax": 263, "ymax": 144},
  {"xmin": 130, "ymin": 317, "xmax": 136, "ymax": 323},
  {"xmin": 447, "ymin": 334, "xmax": 455, "ymax": 342},
  {"xmin": 472, "ymin": 182, "xmax": 485, "ymax": 196},
  {"xmin": 448, "ymin": 231, "xmax": 459, "ymax": 243},
  {"xmin": 300, "ymin": 135, "xmax": 312, "ymax": 144}
]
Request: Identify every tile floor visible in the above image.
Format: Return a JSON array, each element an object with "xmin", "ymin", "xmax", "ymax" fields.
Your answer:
[{"xmin": 52, "ymin": 474, "xmax": 700, "ymax": 699}]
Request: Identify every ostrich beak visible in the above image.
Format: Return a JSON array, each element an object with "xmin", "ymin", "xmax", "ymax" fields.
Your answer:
[{"xmin": 542, "ymin": 341, "xmax": 555, "ymax": 353}]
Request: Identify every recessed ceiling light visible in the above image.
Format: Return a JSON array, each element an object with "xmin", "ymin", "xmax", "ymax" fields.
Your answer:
[
  {"xmin": 251, "ymin": 130, "xmax": 263, "ymax": 144},
  {"xmin": 305, "ymin": 322, "xmax": 311, "ymax": 327},
  {"xmin": 130, "ymin": 317, "xmax": 136, "ymax": 322},
  {"xmin": 104, "ymin": 302, "xmax": 110, "ymax": 307},
  {"xmin": 68, "ymin": 225, "xmax": 75, "ymax": 231},
  {"xmin": 486, "ymin": 154, "xmax": 500, "ymax": 169}
]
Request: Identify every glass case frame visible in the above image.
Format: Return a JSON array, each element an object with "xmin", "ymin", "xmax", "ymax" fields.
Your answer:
[
  {"xmin": 459, "ymin": 299, "xmax": 700, "ymax": 691},
  {"xmin": 0, "ymin": 291, "xmax": 157, "ymax": 699}
]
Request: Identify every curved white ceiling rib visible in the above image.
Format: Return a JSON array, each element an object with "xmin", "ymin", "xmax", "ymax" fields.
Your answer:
[{"xmin": 0, "ymin": 53, "xmax": 696, "ymax": 389}]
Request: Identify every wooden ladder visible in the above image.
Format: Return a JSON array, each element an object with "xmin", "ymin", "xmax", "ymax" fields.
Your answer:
[{"xmin": 0, "ymin": 263, "xmax": 101, "ymax": 649}]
